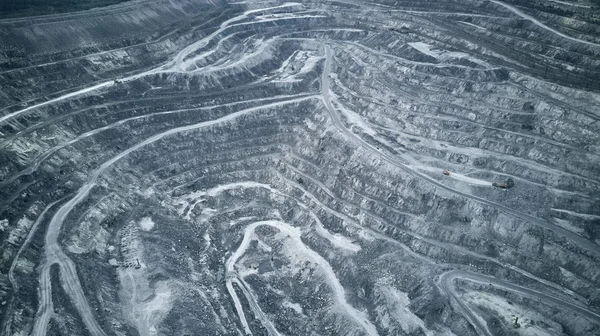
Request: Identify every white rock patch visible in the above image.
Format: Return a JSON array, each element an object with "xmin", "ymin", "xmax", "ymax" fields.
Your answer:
[
  {"xmin": 0, "ymin": 219, "xmax": 8, "ymax": 231},
  {"xmin": 139, "ymin": 217, "xmax": 155, "ymax": 231}
]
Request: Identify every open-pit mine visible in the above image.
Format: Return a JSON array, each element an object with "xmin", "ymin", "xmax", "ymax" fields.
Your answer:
[{"xmin": 1, "ymin": 0, "xmax": 599, "ymax": 335}]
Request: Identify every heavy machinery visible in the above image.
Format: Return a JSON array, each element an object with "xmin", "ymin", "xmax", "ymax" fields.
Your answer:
[{"xmin": 493, "ymin": 178, "xmax": 514, "ymax": 189}]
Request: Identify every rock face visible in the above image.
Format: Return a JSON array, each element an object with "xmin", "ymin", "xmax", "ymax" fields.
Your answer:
[{"xmin": 1, "ymin": 0, "xmax": 599, "ymax": 335}]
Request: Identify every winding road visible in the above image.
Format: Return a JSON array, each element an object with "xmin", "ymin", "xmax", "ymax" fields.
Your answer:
[
  {"xmin": 226, "ymin": 219, "xmax": 378, "ymax": 336},
  {"xmin": 320, "ymin": 44, "xmax": 599, "ymax": 255},
  {"xmin": 31, "ymin": 96, "xmax": 316, "ymax": 335},
  {"xmin": 5, "ymin": 200, "xmax": 61, "ymax": 336},
  {"xmin": 321, "ymin": 43, "xmax": 600, "ymax": 333},
  {"xmin": 440, "ymin": 270, "xmax": 600, "ymax": 336},
  {"xmin": 2, "ymin": 1, "xmax": 598, "ymax": 335}
]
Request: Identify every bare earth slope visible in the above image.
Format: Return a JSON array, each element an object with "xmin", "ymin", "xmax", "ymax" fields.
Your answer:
[{"xmin": 1, "ymin": 0, "xmax": 599, "ymax": 335}]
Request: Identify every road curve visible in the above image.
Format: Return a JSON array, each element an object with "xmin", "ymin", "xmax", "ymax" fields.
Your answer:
[
  {"xmin": 322, "ymin": 41, "xmax": 600, "ymax": 334},
  {"xmin": 439, "ymin": 271, "xmax": 492, "ymax": 336},
  {"xmin": 7, "ymin": 200, "xmax": 60, "ymax": 298},
  {"xmin": 320, "ymin": 44, "xmax": 599, "ymax": 255},
  {"xmin": 5, "ymin": 200, "xmax": 61, "ymax": 335},
  {"xmin": 32, "ymin": 96, "xmax": 315, "ymax": 336},
  {"xmin": 439, "ymin": 270, "xmax": 600, "ymax": 332}
]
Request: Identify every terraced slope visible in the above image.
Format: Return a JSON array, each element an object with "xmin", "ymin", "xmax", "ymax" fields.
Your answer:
[
  {"xmin": 1, "ymin": 0, "xmax": 599, "ymax": 335},
  {"xmin": 0, "ymin": 0, "xmax": 131, "ymax": 19}
]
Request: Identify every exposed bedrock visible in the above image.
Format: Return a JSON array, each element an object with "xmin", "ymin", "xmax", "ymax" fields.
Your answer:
[{"xmin": 1, "ymin": 0, "xmax": 599, "ymax": 335}]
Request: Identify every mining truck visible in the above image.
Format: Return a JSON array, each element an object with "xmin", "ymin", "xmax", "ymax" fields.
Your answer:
[{"xmin": 493, "ymin": 178, "xmax": 514, "ymax": 189}]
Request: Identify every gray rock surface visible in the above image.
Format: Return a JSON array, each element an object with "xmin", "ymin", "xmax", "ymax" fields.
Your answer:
[{"xmin": 1, "ymin": 0, "xmax": 599, "ymax": 335}]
